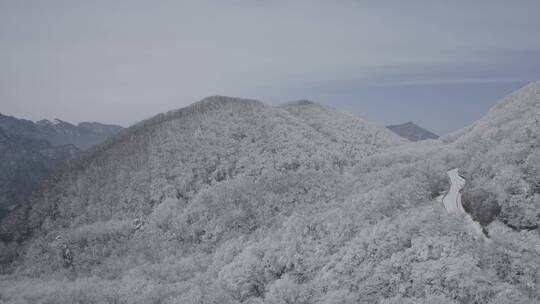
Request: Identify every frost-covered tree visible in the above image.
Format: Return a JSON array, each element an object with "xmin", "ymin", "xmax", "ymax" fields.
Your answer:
[{"xmin": 1, "ymin": 83, "xmax": 540, "ymax": 303}]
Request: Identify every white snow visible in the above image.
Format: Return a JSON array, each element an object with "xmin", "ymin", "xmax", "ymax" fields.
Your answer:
[
  {"xmin": 53, "ymin": 118, "xmax": 64, "ymax": 125},
  {"xmin": 442, "ymin": 168, "xmax": 466, "ymax": 213},
  {"xmin": 441, "ymin": 168, "xmax": 486, "ymax": 238}
]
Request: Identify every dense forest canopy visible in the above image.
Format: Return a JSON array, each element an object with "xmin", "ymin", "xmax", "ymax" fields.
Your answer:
[{"xmin": 0, "ymin": 83, "xmax": 539, "ymax": 303}]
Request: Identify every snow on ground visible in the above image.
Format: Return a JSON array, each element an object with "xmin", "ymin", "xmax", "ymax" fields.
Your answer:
[
  {"xmin": 442, "ymin": 168, "xmax": 466, "ymax": 213},
  {"xmin": 441, "ymin": 168, "xmax": 486, "ymax": 238}
]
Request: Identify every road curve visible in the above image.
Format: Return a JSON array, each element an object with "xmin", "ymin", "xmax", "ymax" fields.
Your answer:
[
  {"xmin": 442, "ymin": 168, "xmax": 466, "ymax": 213},
  {"xmin": 439, "ymin": 168, "xmax": 486, "ymax": 238}
]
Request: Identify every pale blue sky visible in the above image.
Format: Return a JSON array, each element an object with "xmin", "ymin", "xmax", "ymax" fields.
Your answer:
[{"xmin": 1, "ymin": 0, "xmax": 539, "ymax": 134}]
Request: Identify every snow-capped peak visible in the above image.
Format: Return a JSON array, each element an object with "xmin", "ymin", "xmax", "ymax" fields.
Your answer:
[
  {"xmin": 36, "ymin": 118, "xmax": 68, "ymax": 126},
  {"xmin": 52, "ymin": 118, "xmax": 65, "ymax": 125},
  {"xmin": 36, "ymin": 119, "xmax": 53, "ymax": 126}
]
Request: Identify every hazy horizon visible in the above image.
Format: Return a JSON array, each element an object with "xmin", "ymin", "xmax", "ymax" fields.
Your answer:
[
  {"xmin": 0, "ymin": 80, "xmax": 531, "ymax": 136},
  {"xmin": 2, "ymin": 1, "xmax": 540, "ymax": 134}
]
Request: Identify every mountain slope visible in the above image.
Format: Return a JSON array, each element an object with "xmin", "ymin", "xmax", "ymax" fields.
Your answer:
[
  {"xmin": 387, "ymin": 122, "xmax": 439, "ymax": 141},
  {"xmin": 449, "ymin": 81, "xmax": 540, "ymax": 230},
  {"xmin": 0, "ymin": 128, "xmax": 80, "ymax": 218},
  {"xmin": 281, "ymin": 100, "xmax": 406, "ymax": 157},
  {"xmin": 0, "ymin": 114, "xmax": 123, "ymax": 220}
]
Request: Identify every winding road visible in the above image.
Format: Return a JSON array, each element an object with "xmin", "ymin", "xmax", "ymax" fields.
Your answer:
[
  {"xmin": 442, "ymin": 168, "xmax": 466, "ymax": 213},
  {"xmin": 438, "ymin": 168, "xmax": 486, "ymax": 238}
]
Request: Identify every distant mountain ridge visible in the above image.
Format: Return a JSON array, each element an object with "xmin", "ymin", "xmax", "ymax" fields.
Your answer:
[
  {"xmin": 0, "ymin": 113, "xmax": 123, "ymax": 150},
  {"xmin": 387, "ymin": 121, "xmax": 439, "ymax": 141},
  {"xmin": 0, "ymin": 113, "xmax": 123, "ymax": 219}
]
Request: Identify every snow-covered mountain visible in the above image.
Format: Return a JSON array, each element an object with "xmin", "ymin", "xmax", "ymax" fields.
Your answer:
[
  {"xmin": 448, "ymin": 81, "xmax": 540, "ymax": 230},
  {"xmin": 387, "ymin": 121, "xmax": 439, "ymax": 141},
  {"xmin": 0, "ymin": 113, "xmax": 123, "ymax": 150},
  {"xmin": 1, "ymin": 96, "xmax": 403, "ymax": 239},
  {"xmin": 78, "ymin": 122, "xmax": 125, "ymax": 138},
  {"xmin": 1, "ymin": 88, "xmax": 539, "ymax": 303}
]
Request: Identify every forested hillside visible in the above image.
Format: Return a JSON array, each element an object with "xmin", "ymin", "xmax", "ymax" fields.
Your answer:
[
  {"xmin": 0, "ymin": 128, "xmax": 80, "ymax": 218},
  {"xmin": 0, "ymin": 86, "xmax": 539, "ymax": 303},
  {"xmin": 449, "ymin": 82, "xmax": 540, "ymax": 230}
]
